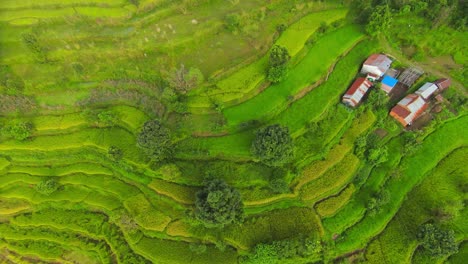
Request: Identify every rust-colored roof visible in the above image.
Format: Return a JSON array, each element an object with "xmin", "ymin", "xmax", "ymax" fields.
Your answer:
[
  {"xmin": 434, "ymin": 78, "xmax": 451, "ymax": 90},
  {"xmin": 390, "ymin": 94, "xmax": 428, "ymax": 126},
  {"xmin": 345, "ymin": 77, "xmax": 372, "ymax": 96},
  {"xmin": 391, "ymin": 105, "xmax": 411, "ymax": 119}
]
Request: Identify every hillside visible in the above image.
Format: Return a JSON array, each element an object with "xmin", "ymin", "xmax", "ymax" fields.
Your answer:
[{"xmin": 0, "ymin": 0, "xmax": 466, "ymax": 263}]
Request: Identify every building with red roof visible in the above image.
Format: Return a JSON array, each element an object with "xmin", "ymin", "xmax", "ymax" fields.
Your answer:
[
  {"xmin": 433, "ymin": 78, "xmax": 451, "ymax": 92},
  {"xmin": 390, "ymin": 94, "xmax": 428, "ymax": 126},
  {"xmin": 342, "ymin": 77, "xmax": 373, "ymax": 108}
]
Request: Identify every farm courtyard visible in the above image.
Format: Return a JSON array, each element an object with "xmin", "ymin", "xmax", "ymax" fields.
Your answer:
[{"xmin": 0, "ymin": 0, "xmax": 467, "ymax": 263}]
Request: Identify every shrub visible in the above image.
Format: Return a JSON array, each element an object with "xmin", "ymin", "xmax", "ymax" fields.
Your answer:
[
  {"xmin": 97, "ymin": 110, "xmax": 119, "ymax": 126},
  {"xmin": 189, "ymin": 243, "xmax": 207, "ymax": 254},
  {"xmin": 137, "ymin": 120, "xmax": 172, "ymax": 162},
  {"xmin": 35, "ymin": 178, "xmax": 60, "ymax": 196},
  {"xmin": 267, "ymin": 45, "xmax": 290, "ymax": 83},
  {"xmin": 417, "ymin": 223, "xmax": 458, "ymax": 257},
  {"xmin": 251, "ymin": 124, "xmax": 294, "ymax": 166},
  {"xmin": 108, "ymin": 146, "xmax": 123, "ymax": 161},
  {"xmin": 3, "ymin": 122, "xmax": 34, "ymax": 141},
  {"xmin": 195, "ymin": 179, "xmax": 244, "ymax": 228},
  {"xmin": 225, "ymin": 13, "xmax": 242, "ymax": 32}
]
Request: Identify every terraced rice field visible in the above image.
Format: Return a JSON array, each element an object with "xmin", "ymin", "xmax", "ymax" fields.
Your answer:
[{"xmin": 0, "ymin": 0, "xmax": 466, "ymax": 263}]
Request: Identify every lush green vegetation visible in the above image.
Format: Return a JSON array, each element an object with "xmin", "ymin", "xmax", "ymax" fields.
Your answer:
[{"xmin": 0, "ymin": 0, "xmax": 466, "ymax": 263}]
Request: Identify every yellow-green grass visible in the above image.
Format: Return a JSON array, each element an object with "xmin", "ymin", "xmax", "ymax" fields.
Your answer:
[
  {"xmin": 174, "ymin": 130, "xmax": 254, "ymax": 159},
  {"xmin": 0, "ymin": 0, "xmax": 126, "ymax": 9},
  {"xmin": 10, "ymin": 208, "xmax": 145, "ymax": 263},
  {"xmin": 294, "ymin": 106, "xmax": 352, "ymax": 165},
  {"xmin": 1, "ymin": 238, "xmax": 65, "ymax": 261},
  {"xmin": 0, "ymin": 198, "xmax": 31, "ymax": 215},
  {"xmin": 321, "ymin": 136, "xmax": 403, "ymax": 235},
  {"xmin": 180, "ymin": 39, "xmax": 376, "ymax": 160},
  {"xmin": 275, "ymin": 8, "xmax": 348, "ymax": 55},
  {"xmin": 222, "ymin": 25, "xmax": 364, "ymax": 127},
  {"xmin": 0, "ymin": 224, "xmax": 109, "ymax": 263},
  {"xmin": 294, "ymin": 110, "xmax": 375, "ymax": 189},
  {"xmin": 446, "ymin": 242, "xmax": 468, "ymax": 264},
  {"xmin": 300, "ymin": 153, "xmax": 359, "ymax": 202},
  {"xmin": 165, "ymin": 219, "xmax": 191, "ymax": 237},
  {"xmin": 187, "ymin": 8, "xmax": 348, "ymax": 109},
  {"xmin": 275, "ymin": 39, "xmax": 378, "ymax": 134},
  {"xmin": 224, "ymin": 207, "xmax": 322, "ymax": 249},
  {"xmin": 148, "ymin": 179, "xmax": 198, "ymax": 205},
  {"xmin": 316, "ymin": 184, "xmax": 356, "ymax": 217},
  {"xmin": 32, "ymin": 113, "xmax": 86, "ymax": 131},
  {"xmin": 0, "ymin": 127, "xmax": 147, "ymax": 163},
  {"xmin": 1, "ymin": 182, "xmax": 122, "ymax": 211},
  {"xmin": 124, "ymin": 194, "xmax": 171, "ymax": 232},
  {"xmin": 134, "ymin": 236, "xmax": 238, "ymax": 264},
  {"xmin": 0, "ymin": 7, "xmax": 131, "ymax": 23},
  {"xmin": 0, "ymin": 156, "xmax": 10, "ymax": 170},
  {"xmin": 110, "ymin": 105, "xmax": 149, "ymax": 131},
  {"xmin": 7, "ymin": 162, "xmax": 113, "ymax": 176},
  {"xmin": 335, "ymin": 115, "xmax": 468, "ymax": 255},
  {"xmin": 365, "ymin": 147, "xmax": 467, "ymax": 264}
]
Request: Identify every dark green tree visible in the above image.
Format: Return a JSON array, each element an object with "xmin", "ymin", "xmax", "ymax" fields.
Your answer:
[
  {"xmin": 137, "ymin": 120, "xmax": 172, "ymax": 162},
  {"xmin": 251, "ymin": 124, "xmax": 294, "ymax": 166},
  {"xmin": 267, "ymin": 45, "xmax": 290, "ymax": 83},
  {"xmin": 366, "ymin": 4, "xmax": 392, "ymax": 37},
  {"xmin": 417, "ymin": 223, "xmax": 458, "ymax": 257},
  {"xmin": 195, "ymin": 179, "xmax": 244, "ymax": 228}
]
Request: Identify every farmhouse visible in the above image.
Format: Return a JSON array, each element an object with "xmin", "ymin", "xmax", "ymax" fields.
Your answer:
[
  {"xmin": 361, "ymin": 54, "xmax": 392, "ymax": 78},
  {"xmin": 380, "ymin": 75, "xmax": 398, "ymax": 94},
  {"xmin": 434, "ymin": 78, "xmax": 451, "ymax": 92},
  {"xmin": 390, "ymin": 94, "xmax": 428, "ymax": 126},
  {"xmin": 415, "ymin": 82, "xmax": 438, "ymax": 100},
  {"xmin": 342, "ymin": 77, "xmax": 373, "ymax": 107}
]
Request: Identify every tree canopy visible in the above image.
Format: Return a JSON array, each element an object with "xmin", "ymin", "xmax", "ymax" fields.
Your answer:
[
  {"xmin": 35, "ymin": 178, "xmax": 60, "ymax": 196},
  {"xmin": 251, "ymin": 124, "xmax": 294, "ymax": 166},
  {"xmin": 195, "ymin": 179, "xmax": 244, "ymax": 228},
  {"xmin": 267, "ymin": 45, "xmax": 290, "ymax": 83},
  {"xmin": 417, "ymin": 223, "xmax": 458, "ymax": 257},
  {"xmin": 137, "ymin": 120, "xmax": 172, "ymax": 162}
]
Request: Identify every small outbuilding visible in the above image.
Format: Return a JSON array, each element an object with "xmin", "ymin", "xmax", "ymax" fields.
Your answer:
[
  {"xmin": 415, "ymin": 82, "xmax": 438, "ymax": 100},
  {"xmin": 342, "ymin": 77, "xmax": 373, "ymax": 108},
  {"xmin": 380, "ymin": 75, "xmax": 398, "ymax": 94},
  {"xmin": 433, "ymin": 78, "xmax": 451, "ymax": 92},
  {"xmin": 361, "ymin": 54, "xmax": 393, "ymax": 78},
  {"xmin": 390, "ymin": 94, "xmax": 428, "ymax": 126}
]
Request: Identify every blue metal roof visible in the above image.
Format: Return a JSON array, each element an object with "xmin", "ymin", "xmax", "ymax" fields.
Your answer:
[{"xmin": 382, "ymin": 75, "xmax": 398, "ymax": 87}]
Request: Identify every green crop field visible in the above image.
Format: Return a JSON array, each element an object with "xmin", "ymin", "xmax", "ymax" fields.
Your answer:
[{"xmin": 0, "ymin": 0, "xmax": 466, "ymax": 263}]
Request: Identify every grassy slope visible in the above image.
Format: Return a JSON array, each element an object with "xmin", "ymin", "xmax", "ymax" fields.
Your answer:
[
  {"xmin": 222, "ymin": 25, "xmax": 364, "ymax": 126},
  {"xmin": 333, "ymin": 115, "xmax": 468, "ymax": 255}
]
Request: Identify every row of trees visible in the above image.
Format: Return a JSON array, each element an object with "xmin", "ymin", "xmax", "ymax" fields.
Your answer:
[{"xmin": 354, "ymin": 0, "xmax": 467, "ymax": 37}]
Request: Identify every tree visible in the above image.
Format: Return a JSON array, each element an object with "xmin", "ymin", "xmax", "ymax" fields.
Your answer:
[
  {"xmin": 241, "ymin": 243, "xmax": 279, "ymax": 264},
  {"xmin": 97, "ymin": 110, "xmax": 119, "ymax": 126},
  {"xmin": 35, "ymin": 178, "xmax": 59, "ymax": 196},
  {"xmin": 108, "ymin": 146, "xmax": 123, "ymax": 161},
  {"xmin": 417, "ymin": 223, "xmax": 458, "ymax": 257},
  {"xmin": 251, "ymin": 124, "xmax": 294, "ymax": 166},
  {"xmin": 137, "ymin": 120, "xmax": 172, "ymax": 162},
  {"xmin": 3, "ymin": 122, "xmax": 34, "ymax": 141},
  {"xmin": 365, "ymin": 4, "xmax": 392, "ymax": 37},
  {"xmin": 195, "ymin": 179, "xmax": 244, "ymax": 228},
  {"xmin": 267, "ymin": 45, "xmax": 290, "ymax": 83},
  {"xmin": 167, "ymin": 64, "xmax": 204, "ymax": 95}
]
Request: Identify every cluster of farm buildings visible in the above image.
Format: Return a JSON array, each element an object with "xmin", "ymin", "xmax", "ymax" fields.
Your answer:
[{"xmin": 342, "ymin": 54, "xmax": 451, "ymax": 127}]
